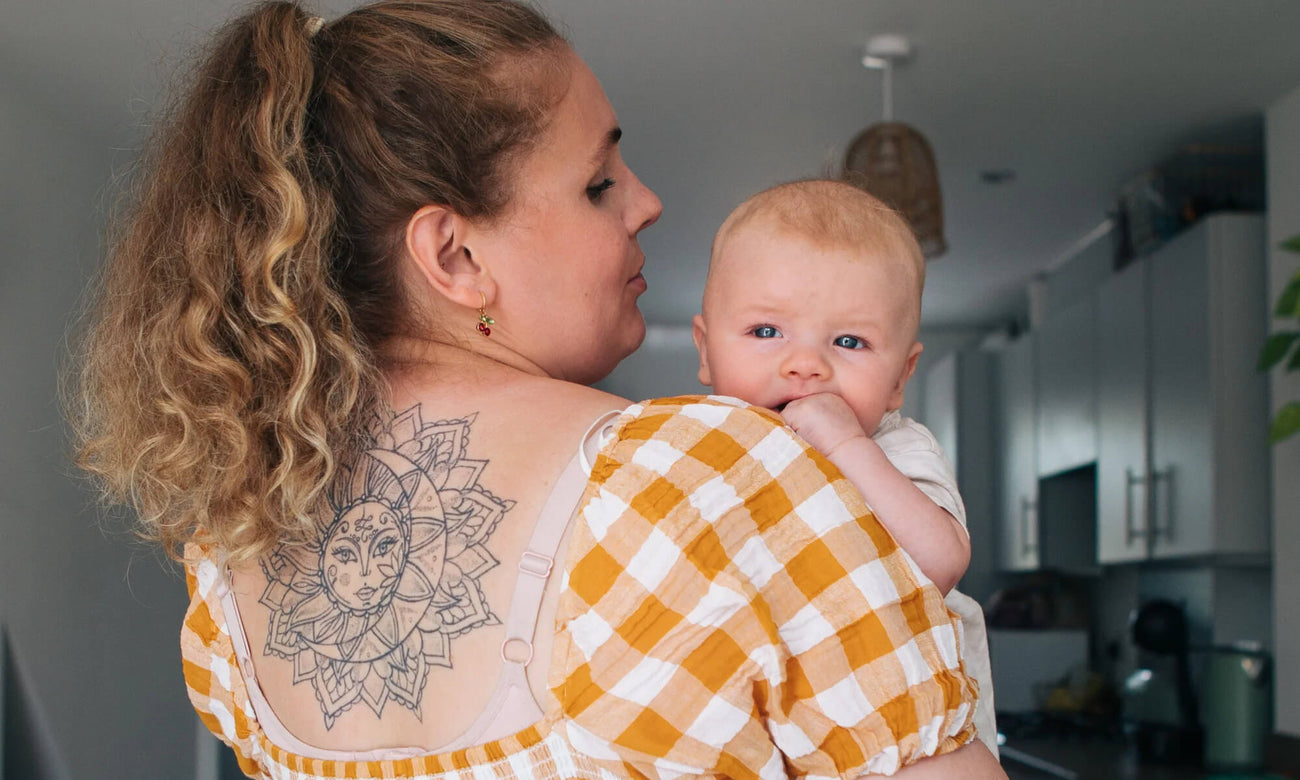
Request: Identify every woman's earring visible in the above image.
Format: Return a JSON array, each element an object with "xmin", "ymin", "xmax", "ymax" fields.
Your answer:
[{"xmin": 476, "ymin": 292, "xmax": 494, "ymax": 337}]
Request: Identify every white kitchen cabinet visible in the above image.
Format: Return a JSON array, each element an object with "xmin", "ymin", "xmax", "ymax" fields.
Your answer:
[
  {"xmin": 1036, "ymin": 297, "xmax": 1099, "ymax": 477},
  {"xmin": 1146, "ymin": 214, "xmax": 1270, "ymax": 559},
  {"xmin": 995, "ymin": 335, "xmax": 1039, "ymax": 571},
  {"xmin": 1096, "ymin": 261, "xmax": 1150, "ymax": 563},
  {"xmin": 1001, "ymin": 216, "xmax": 1268, "ymax": 570}
]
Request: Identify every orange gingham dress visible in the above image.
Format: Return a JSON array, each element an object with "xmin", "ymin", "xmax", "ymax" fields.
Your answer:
[{"xmin": 182, "ymin": 396, "xmax": 977, "ymax": 779}]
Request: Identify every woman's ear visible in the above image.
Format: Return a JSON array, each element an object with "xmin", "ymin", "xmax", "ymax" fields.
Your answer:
[{"xmin": 404, "ymin": 205, "xmax": 493, "ymax": 309}]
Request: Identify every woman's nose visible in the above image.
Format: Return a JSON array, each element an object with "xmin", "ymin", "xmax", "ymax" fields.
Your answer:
[{"xmin": 628, "ymin": 171, "xmax": 663, "ymax": 234}]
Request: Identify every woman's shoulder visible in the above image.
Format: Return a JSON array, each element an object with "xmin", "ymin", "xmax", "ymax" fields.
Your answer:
[{"xmin": 388, "ymin": 372, "xmax": 636, "ymax": 461}]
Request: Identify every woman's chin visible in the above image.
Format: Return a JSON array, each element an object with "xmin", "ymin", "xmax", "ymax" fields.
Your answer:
[
  {"xmin": 625, "ymin": 312, "xmax": 647, "ymax": 351},
  {"xmin": 576, "ymin": 315, "xmax": 644, "ymax": 386}
]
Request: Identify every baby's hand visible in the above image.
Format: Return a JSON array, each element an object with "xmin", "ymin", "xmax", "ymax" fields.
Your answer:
[{"xmin": 779, "ymin": 393, "xmax": 869, "ymax": 457}]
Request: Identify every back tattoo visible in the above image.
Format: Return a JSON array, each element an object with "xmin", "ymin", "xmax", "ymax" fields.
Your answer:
[{"xmin": 258, "ymin": 405, "xmax": 514, "ymax": 728}]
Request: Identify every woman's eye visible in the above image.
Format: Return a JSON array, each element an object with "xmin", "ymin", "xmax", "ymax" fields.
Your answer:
[
  {"xmin": 751, "ymin": 325, "xmax": 781, "ymax": 339},
  {"xmin": 375, "ymin": 537, "xmax": 396, "ymax": 556},
  {"xmin": 834, "ymin": 335, "xmax": 866, "ymax": 349},
  {"xmin": 586, "ymin": 177, "xmax": 616, "ymax": 202},
  {"xmin": 331, "ymin": 547, "xmax": 356, "ymax": 564}
]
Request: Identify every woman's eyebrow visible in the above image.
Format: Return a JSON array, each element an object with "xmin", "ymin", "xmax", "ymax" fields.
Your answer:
[{"xmin": 589, "ymin": 126, "xmax": 622, "ymax": 166}]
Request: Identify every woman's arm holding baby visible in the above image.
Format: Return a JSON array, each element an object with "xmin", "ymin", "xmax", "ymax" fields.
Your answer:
[
  {"xmin": 782, "ymin": 393, "xmax": 970, "ymax": 594},
  {"xmin": 885, "ymin": 741, "xmax": 1006, "ymax": 778}
]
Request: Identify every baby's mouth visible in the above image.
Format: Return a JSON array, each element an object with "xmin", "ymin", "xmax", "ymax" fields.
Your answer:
[{"xmin": 771, "ymin": 393, "xmax": 806, "ymax": 413}]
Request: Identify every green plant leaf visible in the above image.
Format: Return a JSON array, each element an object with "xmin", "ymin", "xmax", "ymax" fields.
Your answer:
[
  {"xmin": 1258, "ymin": 332, "xmax": 1300, "ymax": 371},
  {"xmin": 1270, "ymin": 402, "xmax": 1300, "ymax": 444},
  {"xmin": 1291, "ymin": 344, "xmax": 1300, "ymax": 372},
  {"xmin": 1278, "ymin": 273, "xmax": 1300, "ymax": 318},
  {"xmin": 1282, "ymin": 234, "xmax": 1300, "ymax": 254}
]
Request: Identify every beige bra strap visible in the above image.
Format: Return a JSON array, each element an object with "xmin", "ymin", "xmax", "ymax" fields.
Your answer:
[
  {"xmin": 497, "ymin": 449, "xmax": 589, "ymax": 665},
  {"xmin": 499, "ymin": 407, "xmax": 623, "ymax": 663},
  {"xmin": 445, "ymin": 411, "xmax": 624, "ymax": 750}
]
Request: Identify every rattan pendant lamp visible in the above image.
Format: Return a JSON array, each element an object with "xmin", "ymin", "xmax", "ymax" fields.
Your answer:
[{"xmin": 843, "ymin": 34, "xmax": 947, "ymax": 258}]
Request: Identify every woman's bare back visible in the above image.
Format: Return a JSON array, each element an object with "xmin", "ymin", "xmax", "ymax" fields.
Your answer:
[{"xmin": 230, "ymin": 365, "xmax": 631, "ymax": 754}]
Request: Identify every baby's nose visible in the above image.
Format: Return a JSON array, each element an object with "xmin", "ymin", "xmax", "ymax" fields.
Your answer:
[{"xmin": 781, "ymin": 347, "xmax": 831, "ymax": 379}]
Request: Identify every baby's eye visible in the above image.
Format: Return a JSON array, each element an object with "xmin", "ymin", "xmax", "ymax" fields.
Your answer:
[
  {"xmin": 751, "ymin": 325, "xmax": 781, "ymax": 339},
  {"xmin": 586, "ymin": 177, "xmax": 616, "ymax": 202},
  {"xmin": 834, "ymin": 335, "xmax": 867, "ymax": 349}
]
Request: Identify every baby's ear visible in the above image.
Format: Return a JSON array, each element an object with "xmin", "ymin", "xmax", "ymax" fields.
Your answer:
[
  {"xmin": 692, "ymin": 314, "xmax": 713, "ymax": 387},
  {"xmin": 888, "ymin": 341, "xmax": 924, "ymax": 409}
]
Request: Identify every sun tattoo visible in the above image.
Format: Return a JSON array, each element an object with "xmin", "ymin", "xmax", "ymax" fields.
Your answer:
[{"xmin": 258, "ymin": 406, "xmax": 513, "ymax": 728}]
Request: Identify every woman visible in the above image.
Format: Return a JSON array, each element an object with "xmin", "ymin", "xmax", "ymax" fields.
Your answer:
[{"xmin": 73, "ymin": 1, "xmax": 1004, "ymax": 777}]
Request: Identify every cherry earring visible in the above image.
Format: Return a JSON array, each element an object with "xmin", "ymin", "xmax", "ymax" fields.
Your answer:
[{"xmin": 476, "ymin": 292, "xmax": 494, "ymax": 337}]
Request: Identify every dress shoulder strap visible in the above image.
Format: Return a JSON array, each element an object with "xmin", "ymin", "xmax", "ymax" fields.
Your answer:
[{"xmin": 579, "ymin": 408, "xmax": 624, "ymax": 473}]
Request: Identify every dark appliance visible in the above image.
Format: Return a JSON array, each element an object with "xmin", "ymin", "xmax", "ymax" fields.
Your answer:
[{"xmin": 1122, "ymin": 599, "xmax": 1203, "ymax": 765}]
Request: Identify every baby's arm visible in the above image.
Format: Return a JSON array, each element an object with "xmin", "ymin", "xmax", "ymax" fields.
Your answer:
[{"xmin": 781, "ymin": 393, "xmax": 970, "ymax": 594}]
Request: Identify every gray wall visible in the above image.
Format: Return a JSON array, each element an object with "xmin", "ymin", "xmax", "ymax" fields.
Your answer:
[
  {"xmin": 1267, "ymin": 80, "xmax": 1300, "ymax": 738},
  {"xmin": 597, "ymin": 324, "xmax": 703, "ymax": 401},
  {"xmin": 902, "ymin": 327, "xmax": 988, "ymax": 422},
  {"xmin": 1, "ymin": 81, "xmax": 195, "ymax": 777}
]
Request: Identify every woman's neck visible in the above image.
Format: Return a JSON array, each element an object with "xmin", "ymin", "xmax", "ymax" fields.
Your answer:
[{"xmin": 381, "ymin": 335, "xmax": 553, "ymax": 392}]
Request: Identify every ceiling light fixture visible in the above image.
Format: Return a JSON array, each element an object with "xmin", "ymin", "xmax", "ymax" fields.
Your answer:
[{"xmin": 843, "ymin": 34, "xmax": 947, "ymax": 259}]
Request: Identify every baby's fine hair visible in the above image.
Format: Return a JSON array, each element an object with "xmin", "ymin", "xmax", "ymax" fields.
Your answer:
[{"xmin": 711, "ymin": 179, "xmax": 926, "ymax": 309}]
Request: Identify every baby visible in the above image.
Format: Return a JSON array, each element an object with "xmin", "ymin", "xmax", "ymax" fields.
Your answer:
[{"xmin": 692, "ymin": 179, "xmax": 997, "ymax": 753}]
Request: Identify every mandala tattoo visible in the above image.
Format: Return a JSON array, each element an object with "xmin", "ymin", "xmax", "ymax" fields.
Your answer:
[{"xmin": 258, "ymin": 406, "xmax": 513, "ymax": 728}]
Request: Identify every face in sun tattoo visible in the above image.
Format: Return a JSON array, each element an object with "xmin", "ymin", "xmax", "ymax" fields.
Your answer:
[{"xmin": 258, "ymin": 406, "xmax": 513, "ymax": 728}]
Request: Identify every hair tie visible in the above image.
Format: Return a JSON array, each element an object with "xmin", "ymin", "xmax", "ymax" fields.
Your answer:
[{"xmin": 306, "ymin": 16, "xmax": 325, "ymax": 37}]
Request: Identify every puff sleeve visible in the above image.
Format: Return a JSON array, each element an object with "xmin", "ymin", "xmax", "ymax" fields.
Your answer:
[
  {"xmin": 181, "ymin": 545, "xmax": 268, "ymax": 778},
  {"xmin": 550, "ymin": 396, "xmax": 977, "ymax": 779}
]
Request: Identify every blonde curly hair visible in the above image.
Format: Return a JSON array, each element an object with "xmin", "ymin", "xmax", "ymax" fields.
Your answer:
[{"xmin": 70, "ymin": 0, "xmax": 565, "ymax": 563}]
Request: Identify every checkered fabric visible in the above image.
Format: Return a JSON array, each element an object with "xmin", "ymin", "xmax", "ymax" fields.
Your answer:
[
  {"xmin": 549, "ymin": 397, "xmax": 976, "ymax": 779},
  {"xmin": 180, "ymin": 395, "xmax": 975, "ymax": 779}
]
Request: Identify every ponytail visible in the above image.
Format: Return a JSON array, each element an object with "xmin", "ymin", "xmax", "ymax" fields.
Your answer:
[{"xmin": 73, "ymin": 2, "xmax": 379, "ymax": 561}]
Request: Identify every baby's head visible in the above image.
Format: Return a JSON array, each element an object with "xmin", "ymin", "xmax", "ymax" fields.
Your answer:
[{"xmin": 693, "ymin": 179, "xmax": 925, "ymax": 434}]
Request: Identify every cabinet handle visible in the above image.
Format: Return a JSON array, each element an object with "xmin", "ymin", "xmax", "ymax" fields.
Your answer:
[
  {"xmin": 1151, "ymin": 467, "xmax": 1174, "ymax": 541},
  {"xmin": 1125, "ymin": 468, "xmax": 1148, "ymax": 545},
  {"xmin": 1020, "ymin": 496, "xmax": 1038, "ymax": 558},
  {"xmin": 1030, "ymin": 499, "xmax": 1040, "ymax": 555}
]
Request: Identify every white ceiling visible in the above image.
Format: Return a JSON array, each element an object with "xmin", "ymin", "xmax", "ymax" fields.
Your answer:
[{"xmin": 6, "ymin": 0, "xmax": 1300, "ymax": 329}]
